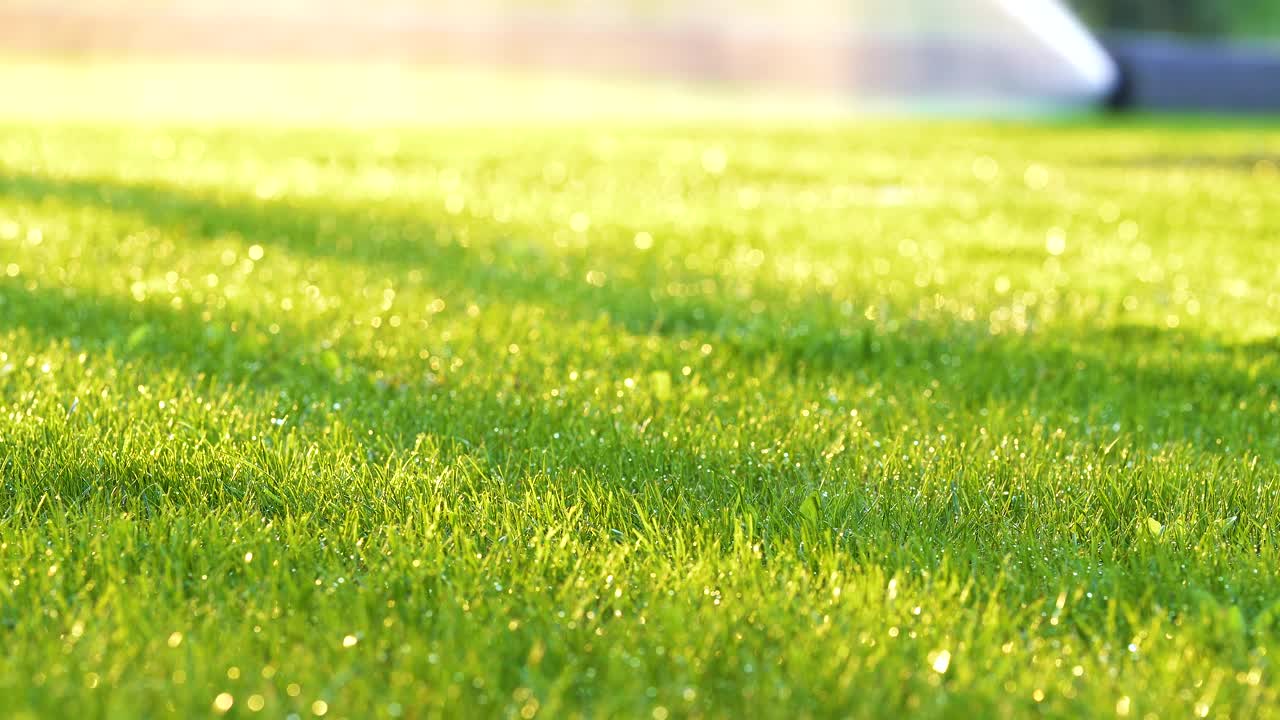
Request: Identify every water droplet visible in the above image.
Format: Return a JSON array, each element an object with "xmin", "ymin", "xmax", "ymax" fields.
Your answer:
[{"xmin": 931, "ymin": 649, "xmax": 951, "ymax": 674}]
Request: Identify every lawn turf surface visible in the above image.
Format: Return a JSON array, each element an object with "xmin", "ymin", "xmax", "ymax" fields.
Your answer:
[{"xmin": 2, "ymin": 62, "xmax": 1280, "ymax": 719}]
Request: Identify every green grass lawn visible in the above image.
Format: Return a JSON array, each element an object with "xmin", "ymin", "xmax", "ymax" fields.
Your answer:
[{"xmin": 2, "ymin": 61, "xmax": 1280, "ymax": 719}]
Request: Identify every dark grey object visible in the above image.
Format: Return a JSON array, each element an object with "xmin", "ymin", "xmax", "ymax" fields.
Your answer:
[{"xmin": 1106, "ymin": 34, "xmax": 1280, "ymax": 113}]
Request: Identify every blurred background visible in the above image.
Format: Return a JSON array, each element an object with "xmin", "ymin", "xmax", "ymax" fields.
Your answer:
[
  {"xmin": 1071, "ymin": 0, "xmax": 1280, "ymax": 37},
  {"xmin": 0, "ymin": 0, "xmax": 1277, "ymax": 117}
]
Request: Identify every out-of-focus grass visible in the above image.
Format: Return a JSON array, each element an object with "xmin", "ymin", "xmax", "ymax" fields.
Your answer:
[{"xmin": 1, "ymin": 61, "xmax": 1279, "ymax": 719}]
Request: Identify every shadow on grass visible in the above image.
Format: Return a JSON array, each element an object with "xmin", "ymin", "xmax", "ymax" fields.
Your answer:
[
  {"xmin": 1, "ymin": 170, "xmax": 1278, "ymax": 457},
  {"xmin": 1094, "ymin": 152, "xmax": 1280, "ymax": 173},
  {"xmin": 5, "ymin": 277, "xmax": 1278, "ymax": 577},
  {"xmin": 4, "ymin": 166, "xmax": 1280, "ymax": 638}
]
